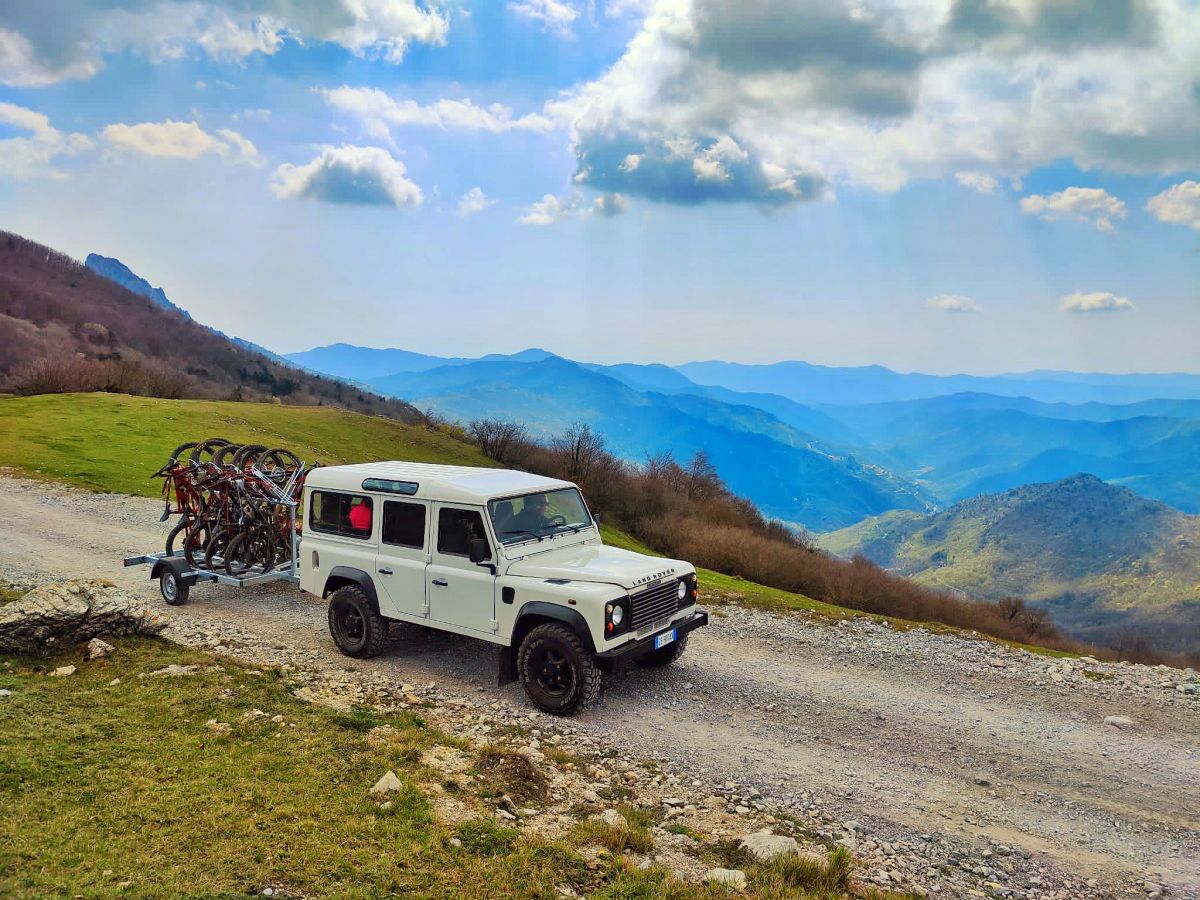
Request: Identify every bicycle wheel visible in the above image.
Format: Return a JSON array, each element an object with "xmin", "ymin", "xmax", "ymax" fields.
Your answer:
[
  {"xmin": 165, "ymin": 519, "xmax": 189, "ymax": 556},
  {"xmin": 204, "ymin": 526, "xmax": 234, "ymax": 570},
  {"xmin": 182, "ymin": 521, "xmax": 211, "ymax": 568},
  {"xmin": 225, "ymin": 528, "xmax": 274, "ymax": 576}
]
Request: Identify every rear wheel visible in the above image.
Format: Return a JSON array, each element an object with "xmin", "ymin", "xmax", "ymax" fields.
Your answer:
[
  {"xmin": 159, "ymin": 568, "xmax": 189, "ymax": 606},
  {"xmin": 634, "ymin": 633, "xmax": 688, "ymax": 668},
  {"xmin": 328, "ymin": 585, "xmax": 388, "ymax": 659},
  {"xmin": 517, "ymin": 623, "xmax": 601, "ymax": 716}
]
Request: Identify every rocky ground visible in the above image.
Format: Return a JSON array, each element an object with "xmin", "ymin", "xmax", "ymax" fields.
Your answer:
[{"xmin": 2, "ymin": 471, "xmax": 1198, "ymax": 900}]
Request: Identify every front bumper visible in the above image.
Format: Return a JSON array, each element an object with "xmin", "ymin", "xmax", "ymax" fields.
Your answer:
[{"xmin": 595, "ymin": 609, "xmax": 709, "ymax": 659}]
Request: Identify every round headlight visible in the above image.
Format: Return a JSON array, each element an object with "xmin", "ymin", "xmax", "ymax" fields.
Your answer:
[
  {"xmin": 677, "ymin": 580, "xmax": 687, "ymax": 600},
  {"xmin": 611, "ymin": 604, "xmax": 624, "ymax": 626}
]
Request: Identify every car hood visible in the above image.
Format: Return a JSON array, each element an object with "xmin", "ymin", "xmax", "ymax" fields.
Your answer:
[{"xmin": 505, "ymin": 544, "xmax": 689, "ymax": 591}]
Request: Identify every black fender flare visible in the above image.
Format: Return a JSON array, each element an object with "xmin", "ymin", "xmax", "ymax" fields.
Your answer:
[
  {"xmin": 500, "ymin": 600, "xmax": 597, "ymax": 687},
  {"xmin": 150, "ymin": 556, "xmax": 199, "ymax": 586},
  {"xmin": 323, "ymin": 566, "xmax": 380, "ymax": 608},
  {"xmin": 512, "ymin": 601, "xmax": 596, "ymax": 653}
]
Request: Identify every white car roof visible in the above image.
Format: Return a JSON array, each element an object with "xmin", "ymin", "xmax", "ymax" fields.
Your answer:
[{"xmin": 304, "ymin": 461, "xmax": 576, "ymax": 505}]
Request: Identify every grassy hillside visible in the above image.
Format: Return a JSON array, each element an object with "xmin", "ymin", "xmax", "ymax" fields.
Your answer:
[
  {"xmin": 0, "ymin": 393, "xmax": 489, "ymax": 497},
  {"xmin": 821, "ymin": 475, "xmax": 1200, "ymax": 656}
]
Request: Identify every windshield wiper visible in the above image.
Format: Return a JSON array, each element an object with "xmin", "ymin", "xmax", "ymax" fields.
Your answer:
[{"xmin": 501, "ymin": 528, "xmax": 544, "ymax": 542}]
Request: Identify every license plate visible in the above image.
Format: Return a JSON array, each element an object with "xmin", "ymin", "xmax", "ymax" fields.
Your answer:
[{"xmin": 654, "ymin": 628, "xmax": 676, "ymax": 650}]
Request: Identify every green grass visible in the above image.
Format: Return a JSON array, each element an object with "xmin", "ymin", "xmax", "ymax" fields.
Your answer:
[
  {"xmin": 0, "ymin": 392, "xmax": 492, "ymax": 498},
  {"xmin": 0, "ymin": 638, "xmax": 904, "ymax": 899}
]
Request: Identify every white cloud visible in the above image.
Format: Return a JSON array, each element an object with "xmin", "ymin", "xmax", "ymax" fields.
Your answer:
[
  {"xmin": 1020, "ymin": 187, "xmax": 1127, "ymax": 231},
  {"xmin": 0, "ymin": 1, "xmax": 450, "ymax": 86},
  {"xmin": 271, "ymin": 145, "xmax": 423, "ymax": 208},
  {"xmin": 519, "ymin": 190, "xmax": 627, "ymax": 225},
  {"xmin": 1060, "ymin": 291, "xmax": 1136, "ymax": 314},
  {"xmin": 0, "ymin": 101, "xmax": 93, "ymax": 178},
  {"xmin": 197, "ymin": 13, "xmax": 283, "ymax": 60},
  {"xmin": 458, "ymin": 187, "xmax": 496, "ymax": 217},
  {"xmin": 955, "ymin": 172, "xmax": 999, "ymax": 195},
  {"xmin": 508, "ymin": 0, "xmax": 579, "ymax": 37},
  {"xmin": 1146, "ymin": 180, "xmax": 1200, "ymax": 230},
  {"xmin": 926, "ymin": 294, "xmax": 980, "ymax": 314},
  {"xmin": 233, "ymin": 108, "xmax": 272, "ymax": 122},
  {"xmin": 543, "ymin": 0, "xmax": 1200, "ymax": 207},
  {"xmin": 619, "ymin": 153, "xmax": 641, "ymax": 172},
  {"xmin": 320, "ymin": 87, "xmax": 557, "ymax": 141},
  {"xmin": 101, "ymin": 120, "xmax": 260, "ymax": 164}
]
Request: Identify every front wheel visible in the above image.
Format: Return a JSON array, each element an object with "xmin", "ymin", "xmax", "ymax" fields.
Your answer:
[
  {"xmin": 517, "ymin": 623, "xmax": 601, "ymax": 716},
  {"xmin": 634, "ymin": 633, "xmax": 688, "ymax": 668},
  {"xmin": 327, "ymin": 585, "xmax": 388, "ymax": 659}
]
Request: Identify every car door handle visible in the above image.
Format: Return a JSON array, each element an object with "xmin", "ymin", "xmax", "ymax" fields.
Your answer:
[
  {"xmin": 431, "ymin": 578, "xmax": 448, "ymax": 587},
  {"xmin": 378, "ymin": 568, "xmax": 393, "ymax": 575}
]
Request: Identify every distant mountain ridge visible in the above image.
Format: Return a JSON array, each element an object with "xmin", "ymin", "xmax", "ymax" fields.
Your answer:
[
  {"xmin": 84, "ymin": 254, "xmax": 191, "ymax": 321},
  {"xmin": 819, "ymin": 474, "xmax": 1200, "ymax": 654}
]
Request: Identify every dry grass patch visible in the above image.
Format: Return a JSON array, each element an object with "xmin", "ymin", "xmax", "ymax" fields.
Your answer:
[{"xmin": 474, "ymin": 747, "xmax": 549, "ymax": 805}]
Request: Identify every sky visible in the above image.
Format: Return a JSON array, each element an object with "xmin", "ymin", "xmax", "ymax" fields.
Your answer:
[{"xmin": 1, "ymin": 0, "xmax": 1198, "ymax": 375}]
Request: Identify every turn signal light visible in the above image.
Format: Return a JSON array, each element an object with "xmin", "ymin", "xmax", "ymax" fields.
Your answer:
[{"xmin": 606, "ymin": 622, "xmax": 614, "ymax": 633}]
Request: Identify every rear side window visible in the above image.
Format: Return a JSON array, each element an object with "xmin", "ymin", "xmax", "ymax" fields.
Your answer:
[
  {"xmin": 309, "ymin": 491, "xmax": 373, "ymax": 539},
  {"xmin": 382, "ymin": 501, "xmax": 426, "ymax": 549},
  {"xmin": 437, "ymin": 508, "xmax": 490, "ymax": 559}
]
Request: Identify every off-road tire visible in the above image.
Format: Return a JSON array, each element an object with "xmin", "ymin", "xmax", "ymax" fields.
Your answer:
[
  {"xmin": 159, "ymin": 568, "xmax": 189, "ymax": 606},
  {"xmin": 634, "ymin": 633, "xmax": 689, "ymax": 668},
  {"xmin": 327, "ymin": 585, "xmax": 388, "ymax": 659},
  {"xmin": 517, "ymin": 623, "xmax": 601, "ymax": 716}
]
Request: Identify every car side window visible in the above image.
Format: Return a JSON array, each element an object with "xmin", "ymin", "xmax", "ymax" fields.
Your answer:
[
  {"xmin": 382, "ymin": 501, "xmax": 426, "ymax": 549},
  {"xmin": 437, "ymin": 507, "xmax": 490, "ymax": 559},
  {"xmin": 310, "ymin": 490, "xmax": 373, "ymax": 539}
]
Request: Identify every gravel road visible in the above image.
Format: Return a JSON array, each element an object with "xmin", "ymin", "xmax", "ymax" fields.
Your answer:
[{"xmin": 2, "ymin": 472, "xmax": 1197, "ymax": 899}]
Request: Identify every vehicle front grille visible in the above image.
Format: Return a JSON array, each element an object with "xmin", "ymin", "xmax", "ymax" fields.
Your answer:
[{"xmin": 629, "ymin": 578, "xmax": 684, "ymax": 629}]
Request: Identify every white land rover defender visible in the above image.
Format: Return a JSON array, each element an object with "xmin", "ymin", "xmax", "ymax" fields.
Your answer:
[{"xmin": 299, "ymin": 462, "xmax": 708, "ymax": 715}]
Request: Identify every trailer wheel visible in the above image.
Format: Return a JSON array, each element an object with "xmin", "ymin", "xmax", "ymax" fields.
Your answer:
[
  {"xmin": 160, "ymin": 569, "xmax": 189, "ymax": 606},
  {"xmin": 328, "ymin": 585, "xmax": 388, "ymax": 659}
]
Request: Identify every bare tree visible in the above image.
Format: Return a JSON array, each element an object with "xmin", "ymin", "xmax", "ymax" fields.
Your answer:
[
  {"xmin": 551, "ymin": 422, "xmax": 606, "ymax": 483},
  {"xmin": 468, "ymin": 419, "xmax": 528, "ymax": 464},
  {"xmin": 685, "ymin": 450, "xmax": 721, "ymax": 501}
]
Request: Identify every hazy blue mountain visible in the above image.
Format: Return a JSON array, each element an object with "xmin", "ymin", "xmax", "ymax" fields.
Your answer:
[
  {"xmin": 815, "ymin": 394, "xmax": 1200, "ymax": 512},
  {"xmin": 284, "ymin": 343, "xmax": 468, "ymax": 380},
  {"xmin": 85, "ymin": 254, "xmax": 191, "ymax": 320},
  {"xmin": 677, "ymin": 360, "xmax": 1200, "ymax": 405},
  {"xmin": 285, "ymin": 344, "xmax": 560, "ymax": 382},
  {"xmin": 370, "ymin": 357, "xmax": 935, "ymax": 530}
]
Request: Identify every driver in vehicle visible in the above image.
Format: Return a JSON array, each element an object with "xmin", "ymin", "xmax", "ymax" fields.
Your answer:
[{"xmin": 509, "ymin": 493, "xmax": 552, "ymax": 533}]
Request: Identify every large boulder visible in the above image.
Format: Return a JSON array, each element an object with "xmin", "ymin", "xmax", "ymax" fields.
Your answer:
[{"xmin": 0, "ymin": 580, "xmax": 165, "ymax": 655}]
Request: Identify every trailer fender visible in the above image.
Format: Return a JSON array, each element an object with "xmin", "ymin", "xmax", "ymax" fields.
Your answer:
[{"xmin": 150, "ymin": 556, "xmax": 199, "ymax": 586}]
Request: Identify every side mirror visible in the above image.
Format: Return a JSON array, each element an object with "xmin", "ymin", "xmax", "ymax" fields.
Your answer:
[
  {"xmin": 468, "ymin": 538, "xmax": 491, "ymax": 565},
  {"xmin": 593, "ymin": 512, "xmax": 601, "ymax": 526}
]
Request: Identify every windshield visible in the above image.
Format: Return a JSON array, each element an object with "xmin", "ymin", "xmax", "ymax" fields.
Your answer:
[{"xmin": 488, "ymin": 488, "xmax": 593, "ymax": 544}]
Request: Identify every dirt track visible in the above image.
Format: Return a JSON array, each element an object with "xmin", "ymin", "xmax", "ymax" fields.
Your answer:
[{"xmin": 1, "ymin": 472, "xmax": 1197, "ymax": 899}]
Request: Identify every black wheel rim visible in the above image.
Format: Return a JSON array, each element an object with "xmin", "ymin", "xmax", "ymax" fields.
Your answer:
[
  {"xmin": 532, "ymin": 646, "xmax": 574, "ymax": 697},
  {"xmin": 337, "ymin": 606, "xmax": 365, "ymax": 646}
]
